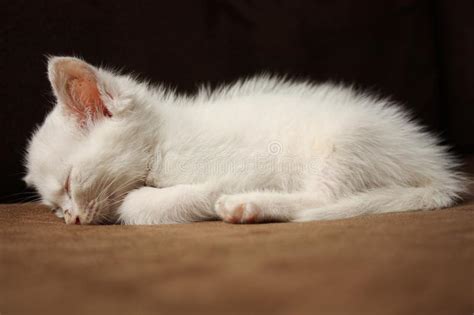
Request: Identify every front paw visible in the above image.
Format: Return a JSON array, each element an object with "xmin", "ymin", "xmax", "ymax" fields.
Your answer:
[
  {"xmin": 117, "ymin": 187, "xmax": 155, "ymax": 225},
  {"xmin": 215, "ymin": 195, "xmax": 261, "ymax": 224}
]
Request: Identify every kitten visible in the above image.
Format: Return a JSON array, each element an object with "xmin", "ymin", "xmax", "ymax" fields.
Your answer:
[{"xmin": 24, "ymin": 57, "xmax": 466, "ymax": 225}]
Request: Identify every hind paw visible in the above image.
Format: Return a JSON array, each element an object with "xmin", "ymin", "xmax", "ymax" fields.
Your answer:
[{"xmin": 215, "ymin": 195, "xmax": 262, "ymax": 224}]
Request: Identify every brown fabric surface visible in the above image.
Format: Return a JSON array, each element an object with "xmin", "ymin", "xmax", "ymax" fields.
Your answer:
[{"xmin": 1, "ymin": 200, "xmax": 473, "ymax": 315}]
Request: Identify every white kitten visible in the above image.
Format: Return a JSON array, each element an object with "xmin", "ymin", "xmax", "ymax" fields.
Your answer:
[{"xmin": 24, "ymin": 57, "xmax": 466, "ymax": 225}]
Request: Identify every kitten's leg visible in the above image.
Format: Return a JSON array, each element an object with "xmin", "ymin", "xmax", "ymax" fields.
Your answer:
[
  {"xmin": 118, "ymin": 184, "xmax": 220, "ymax": 225},
  {"xmin": 215, "ymin": 192, "xmax": 327, "ymax": 223}
]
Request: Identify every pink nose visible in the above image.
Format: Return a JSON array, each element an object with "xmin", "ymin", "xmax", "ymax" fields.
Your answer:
[{"xmin": 75, "ymin": 217, "xmax": 81, "ymax": 225}]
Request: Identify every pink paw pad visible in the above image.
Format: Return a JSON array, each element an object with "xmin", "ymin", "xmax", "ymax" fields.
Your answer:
[{"xmin": 216, "ymin": 199, "xmax": 261, "ymax": 224}]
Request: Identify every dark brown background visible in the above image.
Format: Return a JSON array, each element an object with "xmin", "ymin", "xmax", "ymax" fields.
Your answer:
[{"xmin": 2, "ymin": 0, "xmax": 473, "ymax": 202}]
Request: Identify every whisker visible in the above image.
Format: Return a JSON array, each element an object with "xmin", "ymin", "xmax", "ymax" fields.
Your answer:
[{"xmin": 0, "ymin": 193, "xmax": 42, "ymax": 203}]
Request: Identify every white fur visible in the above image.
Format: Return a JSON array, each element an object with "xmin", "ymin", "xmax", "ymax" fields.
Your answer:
[{"xmin": 24, "ymin": 57, "xmax": 467, "ymax": 225}]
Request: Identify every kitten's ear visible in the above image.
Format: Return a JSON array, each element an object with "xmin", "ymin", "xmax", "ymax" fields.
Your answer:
[{"xmin": 47, "ymin": 57, "xmax": 112, "ymax": 126}]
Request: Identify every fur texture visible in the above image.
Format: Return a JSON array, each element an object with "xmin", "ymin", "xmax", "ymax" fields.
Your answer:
[{"xmin": 24, "ymin": 57, "xmax": 467, "ymax": 225}]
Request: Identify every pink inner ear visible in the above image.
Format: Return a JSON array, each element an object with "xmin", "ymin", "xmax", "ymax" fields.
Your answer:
[
  {"xmin": 67, "ymin": 76, "xmax": 112, "ymax": 124},
  {"xmin": 53, "ymin": 59, "xmax": 112, "ymax": 126}
]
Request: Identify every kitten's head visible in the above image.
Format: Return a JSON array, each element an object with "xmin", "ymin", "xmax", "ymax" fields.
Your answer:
[{"xmin": 24, "ymin": 57, "xmax": 155, "ymax": 224}]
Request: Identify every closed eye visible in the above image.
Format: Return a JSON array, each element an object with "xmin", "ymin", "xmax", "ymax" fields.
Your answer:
[{"xmin": 65, "ymin": 169, "xmax": 72, "ymax": 197}]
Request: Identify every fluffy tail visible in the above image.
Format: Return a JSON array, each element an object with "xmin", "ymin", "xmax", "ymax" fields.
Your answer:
[{"xmin": 293, "ymin": 185, "xmax": 465, "ymax": 222}]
